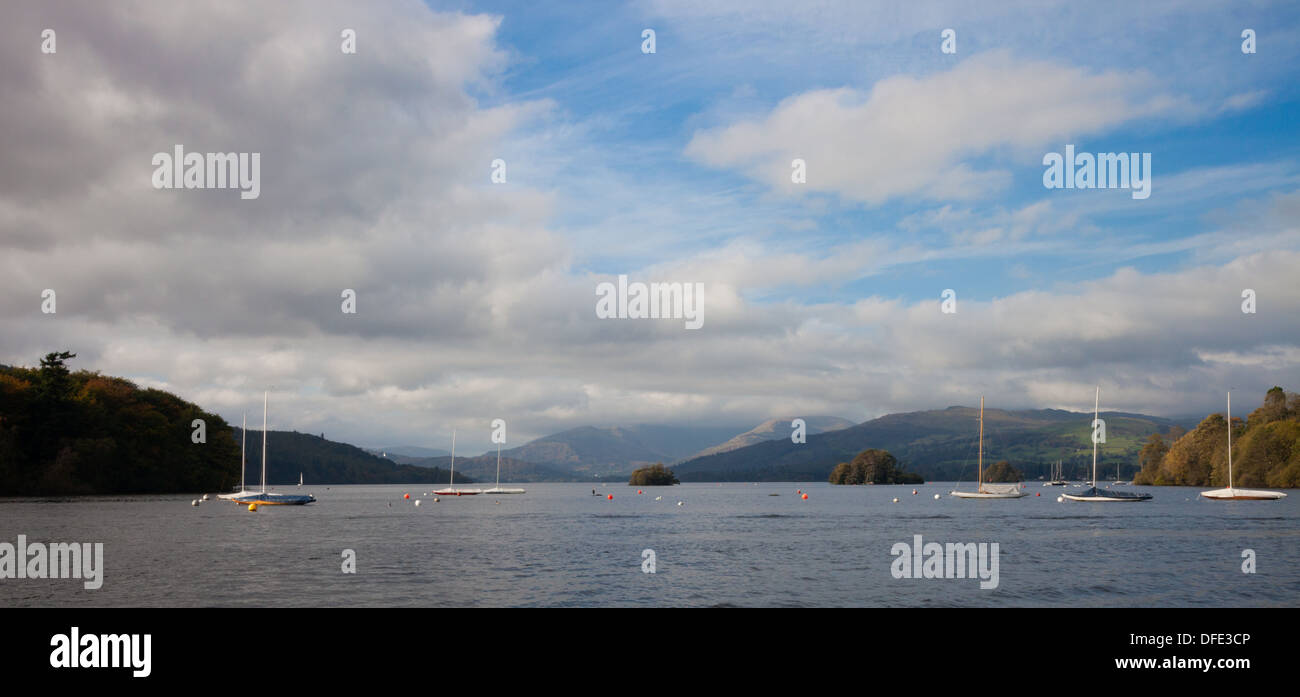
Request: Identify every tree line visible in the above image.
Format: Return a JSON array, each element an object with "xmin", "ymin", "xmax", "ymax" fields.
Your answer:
[{"xmin": 1133, "ymin": 387, "xmax": 1300, "ymax": 487}]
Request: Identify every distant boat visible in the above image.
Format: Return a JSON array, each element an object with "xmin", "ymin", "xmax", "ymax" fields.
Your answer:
[
  {"xmin": 434, "ymin": 430, "xmax": 482, "ymax": 496},
  {"xmin": 1043, "ymin": 461, "xmax": 1067, "ymax": 486},
  {"xmin": 298, "ymin": 472, "xmax": 303, "ymax": 487},
  {"xmin": 951, "ymin": 396, "xmax": 1028, "ymax": 499},
  {"xmin": 231, "ymin": 391, "xmax": 316, "ymax": 506},
  {"xmin": 482, "ymin": 442, "xmax": 525, "ymax": 495},
  {"xmin": 218, "ymin": 412, "xmax": 257, "ymax": 500},
  {"xmin": 1063, "ymin": 387, "xmax": 1151, "ymax": 502},
  {"xmin": 1201, "ymin": 392, "xmax": 1287, "ymax": 501}
]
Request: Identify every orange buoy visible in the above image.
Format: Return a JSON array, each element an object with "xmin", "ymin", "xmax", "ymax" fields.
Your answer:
[
  {"xmin": 637, "ymin": 489, "xmax": 643, "ymax": 494},
  {"xmin": 404, "ymin": 493, "xmax": 410, "ymax": 500},
  {"xmin": 801, "ymin": 493, "xmax": 809, "ymax": 500},
  {"xmin": 607, "ymin": 494, "xmax": 613, "ymax": 500},
  {"xmin": 1036, "ymin": 492, "xmax": 1041, "ymax": 496}
]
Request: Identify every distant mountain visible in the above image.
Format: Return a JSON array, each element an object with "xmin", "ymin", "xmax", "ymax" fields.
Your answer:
[
  {"xmin": 232, "ymin": 429, "xmax": 469, "ymax": 486},
  {"xmin": 498, "ymin": 424, "xmax": 746, "ymax": 478},
  {"xmin": 674, "ymin": 406, "xmax": 1181, "ymax": 482},
  {"xmin": 364, "ymin": 445, "xmax": 450, "ymax": 464},
  {"xmin": 689, "ymin": 415, "xmax": 855, "ymax": 459}
]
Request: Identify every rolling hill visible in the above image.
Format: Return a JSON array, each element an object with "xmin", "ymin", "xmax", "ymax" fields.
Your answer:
[
  {"xmin": 688, "ymin": 415, "xmax": 855, "ymax": 459},
  {"xmin": 673, "ymin": 406, "xmax": 1183, "ymax": 482},
  {"xmin": 231, "ymin": 429, "xmax": 468, "ymax": 486}
]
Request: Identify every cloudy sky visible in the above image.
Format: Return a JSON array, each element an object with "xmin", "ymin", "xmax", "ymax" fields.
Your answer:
[{"xmin": 2, "ymin": 0, "xmax": 1298, "ymax": 454}]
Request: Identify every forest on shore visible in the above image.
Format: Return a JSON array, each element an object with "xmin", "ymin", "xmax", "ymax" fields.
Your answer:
[{"xmin": 1133, "ymin": 387, "xmax": 1300, "ymax": 487}]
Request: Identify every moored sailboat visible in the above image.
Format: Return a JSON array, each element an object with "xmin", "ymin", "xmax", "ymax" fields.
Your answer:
[
  {"xmin": 1201, "ymin": 392, "xmax": 1287, "ymax": 501},
  {"xmin": 951, "ymin": 397, "xmax": 1028, "ymax": 499},
  {"xmin": 218, "ymin": 412, "xmax": 255, "ymax": 500},
  {"xmin": 231, "ymin": 391, "xmax": 316, "ymax": 506},
  {"xmin": 1063, "ymin": 387, "xmax": 1151, "ymax": 502},
  {"xmin": 434, "ymin": 430, "xmax": 482, "ymax": 496},
  {"xmin": 482, "ymin": 442, "xmax": 525, "ymax": 495}
]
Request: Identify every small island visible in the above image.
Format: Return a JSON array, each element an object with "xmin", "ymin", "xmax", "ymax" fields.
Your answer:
[
  {"xmin": 981, "ymin": 460, "xmax": 1023, "ymax": 483},
  {"xmin": 828, "ymin": 449, "xmax": 924, "ymax": 485},
  {"xmin": 628, "ymin": 463, "xmax": 679, "ymax": 485}
]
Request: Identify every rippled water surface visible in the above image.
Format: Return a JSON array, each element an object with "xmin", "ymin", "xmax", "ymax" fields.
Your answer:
[{"xmin": 2, "ymin": 482, "xmax": 1297, "ymax": 607}]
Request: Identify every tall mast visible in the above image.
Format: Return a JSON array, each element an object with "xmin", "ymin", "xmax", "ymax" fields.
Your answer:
[
  {"xmin": 1228, "ymin": 391, "xmax": 1234, "ymax": 490},
  {"xmin": 1091, "ymin": 386, "xmax": 1099, "ymax": 487},
  {"xmin": 978, "ymin": 396, "xmax": 984, "ymax": 491},
  {"xmin": 261, "ymin": 390, "xmax": 268, "ymax": 494},
  {"xmin": 241, "ymin": 412, "xmax": 247, "ymax": 493},
  {"xmin": 496, "ymin": 442, "xmax": 502, "ymax": 488},
  {"xmin": 450, "ymin": 430, "xmax": 456, "ymax": 487}
]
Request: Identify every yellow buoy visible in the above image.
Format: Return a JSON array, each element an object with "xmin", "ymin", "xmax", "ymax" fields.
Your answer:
[{"xmin": 248, "ymin": 503, "xmax": 258, "ymax": 512}]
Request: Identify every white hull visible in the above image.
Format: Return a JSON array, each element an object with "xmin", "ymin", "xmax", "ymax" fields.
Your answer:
[
  {"xmin": 951, "ymin": 490, "xmax": 1028, "ymax": 499},
  {"xmin": 482, "ymin": 487, "xmax": 526, "ymax": 494},
  {"xmin": 434, "ymin": 488, "xmax": 483, "ymax": 496},
  {"xmin": 1200, "ymin": 487, "xmax": 1287, "ymax": 501},
  {"xmin": 217, "ymin": 490, "xmax": 257, "ymax": 501}
]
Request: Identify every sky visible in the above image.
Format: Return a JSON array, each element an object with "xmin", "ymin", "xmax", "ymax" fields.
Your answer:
[{"xmin": 1, "ymin": 0, "xmax": 1298, "ymax": 454}]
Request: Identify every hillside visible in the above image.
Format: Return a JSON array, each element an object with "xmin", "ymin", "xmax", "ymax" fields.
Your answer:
[
  {"xmin": 232, "ymin": 428, "xmax": 467, "ymax": 486},
  {"xmin": 689, "ymin": 415, "xmax": 855, "ymax": 459},
  {"xmin": 674, "ymin": 405, "xmax": 1180, "ymax": 482},
  {"xmin": 0, "ymin": 352, "xmax": 239, "ymax": 495},
  {"xmin": 1133, "ymin": 387, "xmax": 1300, "ymax": 487},
  {"xmin": 364, "ymin": 445, "xmax": 450, "ymax": 464},
  {"xmin": 402, "ymin": 453, "xmax": 572, "ymax": 482},
  {"xmin": 498, "ymin": 424, "xmax": 744, "ymax": 478}
]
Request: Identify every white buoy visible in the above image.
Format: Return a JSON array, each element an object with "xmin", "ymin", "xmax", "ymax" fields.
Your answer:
[
  {"xmin": 654, "ymin": 496, "xmax": 662, "ymax": 501},
  {"xmin": 1056, "ymin": 495, "xmax": 1064, "ymax": 502},
  {"xmin": 414, "ymin": 499, "xmax": 422, "ymax": 507},
  {"xmin": 191, "ymin": 499, "xmax": 199, "ymax": 506},
  {"xmin": 892, "ymin": 497, "xmax": 899, "ymax": 503},
  {"xmin": 202, "ymin": 494, "xmax": 210, "ymax": 501},
  {"xmin": 911, "ymin": 489, "xmax": 917, "ymax": 495},
  {"xmin": 933, "ymin": 493, "xmax": 940, "ymax": 500},
  {"xmin": 434, "ymin": 497, "xmax": 440, "ymax": 502},
  {"xmin": 676, "ymin": 501, "xmax": 683, "ymax": 506}
]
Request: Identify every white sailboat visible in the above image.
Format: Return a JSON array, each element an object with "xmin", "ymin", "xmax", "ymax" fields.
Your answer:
[
  {"xmin": 1042, "ymin": 460, "xmax": 1067, "ymax": 486},
  {"xmin": 434, "ymin": 430, "xmax": 482, "ymax": 496},
  {"xmin": 1201, "ymin": 392, "xmax": 1287, "ymax": 501},
  {"xmin": 951, "ymin": 397, "xmax": 1028, "ymax": 499},
  {"xmin": 231, "ymin": 391, "xmax": 315, "ymax": 505},
  {"xmin": 482, "ymin": 442, "xmax": 525, "ymax": 495},
  {"xmin": 1063, "ymin": 387, "xmax": 1151, "ymax": 502},
  {"xmin": 298, "ymin": 472, "xmax": 303, "ymax": 487},
  {"xmin": 218, "ymin": 412, "xmax": 255, "ymax": 500}
]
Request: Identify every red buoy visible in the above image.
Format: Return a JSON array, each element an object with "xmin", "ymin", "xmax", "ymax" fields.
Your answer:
[
  {"xmin": 801, "ymin": 493, "xmax": 809, "ymax": 500},
  {"xmin": 637, "ymin": 489, "xmax": 643, "ymax": 494},
  {"xmin": 1036, "ymin": 492, "xmax": 1041, "ymax": 496},
  {"xmin": 607, "ymin": 494, "xmax": 613, "ymax": 500},
  {"xmin": 404, "ymin": 493, "xmax": 410, "ymax": 500}
]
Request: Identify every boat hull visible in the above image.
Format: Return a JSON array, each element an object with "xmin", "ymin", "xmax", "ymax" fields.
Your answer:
[
  {"xmin": 230, "ymin": 493, "xmax": 316, "ymax": 505},
  {"xmin": 1200, "ymin": 488, "xmax": 1287, "ymax": 500},
  {"xmin": 1062, "ymin": 486, "xmax": 1151, "ymax": 502},
  {"xmin": 482, "ymin": 487, "xmax": 526, "ymax": 494},
  {"xmin": 950, "ymin": 490, "xmax": 1028, "ymax": 499},
  {"xmin": 433, "ymin": 489, "xmax": 483, "ymax": 496}
]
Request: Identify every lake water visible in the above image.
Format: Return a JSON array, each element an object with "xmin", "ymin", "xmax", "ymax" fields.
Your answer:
[{"xmin": 1, "ymin": 482, "xmax": 1297, "ymax": 607}]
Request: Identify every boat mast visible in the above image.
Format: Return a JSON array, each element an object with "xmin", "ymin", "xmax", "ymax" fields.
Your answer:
[
  {"xmin": 978, "ymin": 396, "xmax": 984, "ymax": 492},
  {"xmin": 496, "ymin": 442, "xmax": 502, "ymax": 488},
  {"xmin": 1227, "ymin": 391, "xmax": 1234, "ymax": 490},
  {"xmin": 261, "ymin": 390, "xmax": 268, "ymax": 494},
  {"xmin": 1091, "ymin": 386, "xmax": 1099, "ymax": 488},
  {"xmin": 450, "ymin": 430, "xmax": 456, "ymax": 487},
  {"xmin": 241, "ymin": 412, "xmax": 247, "ymax": 493}
]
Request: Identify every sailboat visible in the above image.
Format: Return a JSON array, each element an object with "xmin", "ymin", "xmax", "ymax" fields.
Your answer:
[
  {"xmin": 951, "ymin": 397, "xmax": 1028, "ymax": 499},
  {"xmin": 433, "ymin": 430, "xmax": 482, "ymax": 496},
  {"xmin": 1063, "ymin": 387, "xmax": 1151, "ymax": 502},
  {"xmin": 231, "ymin": 391, "xmax": 316, "ymax": 505},
  {"xmin": 218, "ymin": 413, "xmax": 255, "ymax": 500},
  {"xmin": 298, "ymin": 472, "xmax": 303, "ymax": 487},
  {"xmin": 1201, "ymin": 392, "xmax": 1287, "ymax": 501},
  {"xmin": 1043, "ymin": 461, "xmax": 1067, "ymax": 486},
  {"xmin": 482, "ymin": 443, "xmax": 525, "ymax": 495}
]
